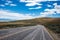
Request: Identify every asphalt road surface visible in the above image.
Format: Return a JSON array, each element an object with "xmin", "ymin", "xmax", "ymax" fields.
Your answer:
[{"xmin": 0, "ymin": 25, "xmax": 54, "ymax": 40}]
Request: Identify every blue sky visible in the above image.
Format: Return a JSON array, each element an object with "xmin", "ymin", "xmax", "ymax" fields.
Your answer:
[{"xmin": 0, "ymin": 0, "xmax": 60, "ymax": 21}]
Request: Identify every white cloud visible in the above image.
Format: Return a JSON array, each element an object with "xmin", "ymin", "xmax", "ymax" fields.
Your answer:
[
  {"xmin": 26, "ymin": 2, "xmax": 42, "ymax": 9},
  {"xmin": 6, "ymin": 0, "xmax": 12, "ymax": 3},
  {"xmin": 54, "ymin": 3, "xmax": 60, "ymax": 13},
  {"xmin": 6, "ymin": 0, "xmax": 17, "ymax": 6},
  {"xmin": 0, "ymin": 10, "xmax": 37, "ymax": 20},
  {"xmin": 20, "ymin": 0, "xmax": 58, "ymax": 5},
  {"xmin": 10, "ymin": 4, "xmax": 17, "ymax": 6},
  {"xmin": 53, "ymin": 3, "xmax": 57, "ymax": 6},
  {"xmin": 20, "ymin": 0, "xmax": 58, "ymax": 10},
  {"xmin": 45, "ymin": 3, "xmax": 60, "ymax": 12},
  {"xmin": 5, "ymin": 3, "xmax": 9, "ymax": 5},
  {"xmin": 20, "ymin": 0, "xmax": 58, "ymax": 3},
  {"xmin": 39, "ymin": 3, "xmax": 60, "ymax": 17},
  {"xmin": 29, "ymin": 6, "xmax": 41, "ymax": 9},
  {"xmin": 26, "ymin": 2, "xmax": 42, "ymax": 6},
  {"xmin": 45, "ymin": 9, "xmax": 55, "ymax": 13},
  {"xmin": 47, "ymin": 4, "xmax": 52, "ymax": 7},
  {"xmin": 45, "ymin": 3, "xmax": 60, "ymax": 13},
  {"xmin": 20, "ymin": 0, "xmax": 43, "ymax": 10},
  {"xmin": 40, "ymin": 11, "xmax": 54, "ymax": 17},
  {"xmin": 0, "ymin": 4, "xmax": 5, "ymax": 7}
]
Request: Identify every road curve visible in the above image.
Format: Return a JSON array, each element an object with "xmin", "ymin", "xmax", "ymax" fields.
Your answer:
[{"xmin": 0, "ymin": 25, "xmax": 54, "ymax": 40}]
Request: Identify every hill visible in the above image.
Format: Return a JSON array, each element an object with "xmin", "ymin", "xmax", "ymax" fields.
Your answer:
[{"xmin": 0, "ymin": 18, "xmax": 60, "ymax": 34}]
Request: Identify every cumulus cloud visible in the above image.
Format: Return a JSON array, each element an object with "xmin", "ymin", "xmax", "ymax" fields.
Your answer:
[
  {"xmin": 10, "ymin": 4, "xmax": 17, "ymax": 6},
  {"xmin": 0, "ymin": 10, "xmax": 37, "ymax": 20},
  {"xmin": 0, "ymin": 4, "xmax": 5, "ymax": 7},
  {"xmin": 45, "ymin": 3, "xmax": 60, "ymax": 13},
  {"xmin": 54, "ymin": 3, "xmax": 60, "ymax": 13},
  {"xmin": 47, "ymin": 4, "xmax": 52, "ymax": 7},
  {"xmin": 29, "ymin": 6, "xmax": 41, "ymax": 10},
  {"xmin": 20, "ymin": 0, "xmax": 58, "ymax": 10},
  {"xmin": 20, "ymin": 0, "xmax": 58, "ymax": 2},
  {"xmin": 0, "ymin": 0, "xmax": 17, "ymax": 7},
  {"xmin": 20, "ymin": 0, "xmax": 58, "ymax": 5},
  {"xmin": 6, "ymin": 0, "xmax": 12, "ymax": 3},
  {"xmin": 5, "ymin": 3, "xmax": 17, "ymax": 6},
  {"xmin": 5, "ymin": 3, "xmax": 9, "ymax": 5},
  {"xmin": 5, "ymin": 0, "xmax": 17, "ymax": 6},
  {"xmin": 39, "ymin": 3, "xmax": 60, "ymax": 17},
  {"xmin": 26, "ymin": 2, "xmax": 42, "ymax": 6},
  {"xmin": 20, "ymin": 0, "xmax": 43, "ymax": 9},
  {"xmin": 4, "ymin": 0, "xmax": 12, "ymax": 5}
]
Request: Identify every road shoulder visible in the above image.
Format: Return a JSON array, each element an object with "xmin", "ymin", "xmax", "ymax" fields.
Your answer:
[{"xmin": 46, "ymin": 28, "xmax": 60, "ymax": 40}]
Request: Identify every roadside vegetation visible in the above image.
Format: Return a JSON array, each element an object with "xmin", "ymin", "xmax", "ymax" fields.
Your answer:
[
  {"xmin": 43, "ymin": 20, "xmax": 60, "ymax": 38},
  {"xmin": 0, "ymin": 19, "xmax": 37, "ymax": 29},
  {"xmin": 41, "ymin": 18, "xmax": 60, "ymax": 38}
]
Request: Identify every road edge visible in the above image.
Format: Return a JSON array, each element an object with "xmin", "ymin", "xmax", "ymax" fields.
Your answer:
[{"xmin": 46, "ymin": 27, "xmax": 59, "ymax": 40}]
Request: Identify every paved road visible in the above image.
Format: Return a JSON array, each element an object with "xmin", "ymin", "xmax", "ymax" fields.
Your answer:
[{"xmin": 0, "ymin": 25, "xmax": 54, "ymax": 40}]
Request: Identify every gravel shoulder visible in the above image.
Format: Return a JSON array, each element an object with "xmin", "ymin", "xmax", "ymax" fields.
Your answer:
[{"xmin": 46, "ymin": 28, "xmax": 60, "ymax": 40}]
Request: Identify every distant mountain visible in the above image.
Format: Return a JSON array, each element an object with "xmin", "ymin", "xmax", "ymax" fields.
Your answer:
[
  {"xmin": 0, "ymin": 18, "xmax": 13, "ymax": 22},
  {"xmin": 0, "ymin": 17, "xmax": 60, "ymax": 23}
]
